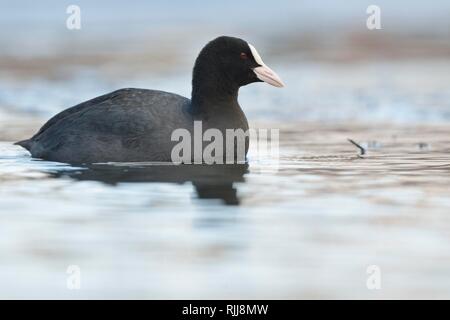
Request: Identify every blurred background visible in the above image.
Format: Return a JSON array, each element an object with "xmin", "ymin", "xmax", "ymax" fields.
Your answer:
[{"xmin": 1, "ymin": 1, "xmax": 450, "ymax": 299}]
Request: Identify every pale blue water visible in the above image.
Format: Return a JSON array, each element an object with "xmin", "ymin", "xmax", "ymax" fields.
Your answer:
[
  {"xmin": 1, "ymin": 124, "xmax": 450, "ymax": 298},
  {"xmin": 2, "ymin": 61, "xmax": 450, "ymax": 123}
]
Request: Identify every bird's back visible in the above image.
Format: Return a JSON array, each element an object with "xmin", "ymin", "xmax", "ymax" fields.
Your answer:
[{"xmin": 17, "ymin": 88, "xmax": 192, "ymax": 163}]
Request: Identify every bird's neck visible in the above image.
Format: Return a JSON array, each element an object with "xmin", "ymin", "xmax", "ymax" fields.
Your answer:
[{"xmin": 190, "ymin": 68, "xmax": 239, "ymax": 114}]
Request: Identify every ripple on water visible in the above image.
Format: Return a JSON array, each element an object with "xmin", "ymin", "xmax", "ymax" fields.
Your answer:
[{"xmin": 0, "ymin": 123, "xmax": 450, "ymax": 298}]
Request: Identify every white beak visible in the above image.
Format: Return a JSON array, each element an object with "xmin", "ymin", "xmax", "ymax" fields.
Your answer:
[
  {"xmin": 249, "ymin": 43, "xmax": 284, "ymax": 88},
  {"xmin": 253, "ymin": 65, "xmax": 284, "ymax": 88}
]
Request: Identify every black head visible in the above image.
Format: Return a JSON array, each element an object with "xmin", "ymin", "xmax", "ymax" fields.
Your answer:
[{"xmin": 192, "ymin": 36, "xmax": 284, "ymax": 98}]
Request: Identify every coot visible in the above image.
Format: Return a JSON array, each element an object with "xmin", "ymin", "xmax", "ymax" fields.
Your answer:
[{"xmin": 16, "ymin": 36, "xmax": 284, "ymax": 164}]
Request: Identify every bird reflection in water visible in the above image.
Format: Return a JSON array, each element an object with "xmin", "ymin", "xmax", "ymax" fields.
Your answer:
[{"xmin": 48, "ymin": 163, "xmax": 249, "ymax": 205}]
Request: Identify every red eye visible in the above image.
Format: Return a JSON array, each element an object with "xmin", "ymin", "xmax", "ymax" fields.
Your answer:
[{"xmin": 240, "ymin": 52, "xmax": 248, "ymax": 60}]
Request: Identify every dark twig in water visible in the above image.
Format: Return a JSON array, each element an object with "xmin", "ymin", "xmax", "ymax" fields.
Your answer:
[{"xmin": 347, "ymin": 139, "xmax": 366, "ymax": 156}]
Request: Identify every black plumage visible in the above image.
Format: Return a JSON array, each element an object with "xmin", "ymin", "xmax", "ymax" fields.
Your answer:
[{"xmin": 15, "ymin": 36, "xmax": 283, "ymax": 164}]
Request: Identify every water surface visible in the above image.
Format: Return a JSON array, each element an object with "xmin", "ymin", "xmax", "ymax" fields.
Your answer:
[{"xmin": 1, "ymin": 123, "xmax": 449, "ymax": 299}]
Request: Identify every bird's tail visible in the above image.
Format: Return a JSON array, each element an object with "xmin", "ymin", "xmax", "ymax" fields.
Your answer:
[{"xmin": 14, "ymin": 139, "xmax": 33, "ymax": 151}]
